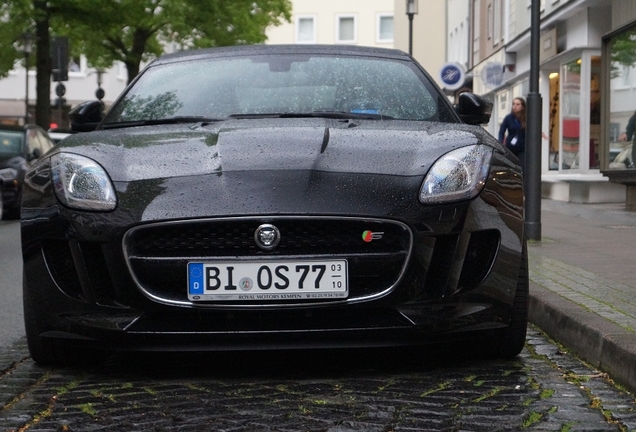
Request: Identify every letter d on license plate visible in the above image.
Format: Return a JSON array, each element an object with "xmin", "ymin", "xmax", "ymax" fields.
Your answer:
[{"xmin": 187, "ymin": 260, "xmax": 348, "ymax": 301}]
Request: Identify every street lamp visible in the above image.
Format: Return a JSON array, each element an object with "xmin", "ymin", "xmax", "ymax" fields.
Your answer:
[
  {"xmin": 22, "ymin": 33, "xmax": 34, "ymax": 124},
  {"xmin": 406, "ymin": 0, "xmax": 418, "ymax": 56}
]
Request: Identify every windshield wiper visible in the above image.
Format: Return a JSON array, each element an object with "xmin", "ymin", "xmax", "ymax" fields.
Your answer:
[
  {"xmin": 102, "ymin": 116, "xmax": 225, "ymax": 129},
  {"xmin": 228, "ymin": 111, "xmax": 393, "ymax": 120}
]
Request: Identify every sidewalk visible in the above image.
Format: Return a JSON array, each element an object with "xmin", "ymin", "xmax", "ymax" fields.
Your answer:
[{"xmin": 527, "ymin": 199, "xmax": 636, "ymax": 394}]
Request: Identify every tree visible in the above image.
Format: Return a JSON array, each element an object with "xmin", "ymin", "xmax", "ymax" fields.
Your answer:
[
  {"xmin": 0, "ymin": 0, "xmax": 291, "ymax": 128},
  {"xmin": 56, "ymin": 0, "xmax": 292, "ymax": 84},
  {"xmin": 0, "ymin": 0, "xmax": 32, "ymax": 79},
  {"xmin": 0, "ymin": 0, "xmax": 57, "ymax": 129},
  {"xmin": 610, "ymin": 29, "xmax": 636, "ymax": 79}
]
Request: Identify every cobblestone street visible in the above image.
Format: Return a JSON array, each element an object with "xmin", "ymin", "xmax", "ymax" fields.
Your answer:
[{"xmin": 1, "ymin": 326, "xmax": 634, "ymax": 431}]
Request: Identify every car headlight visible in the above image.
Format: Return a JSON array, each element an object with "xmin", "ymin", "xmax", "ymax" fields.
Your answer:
[
  {"xmin": 51, "ymin": 153, "xmax": 117, "ymax": 211},
  {"xmin": 419, "ymin": 145, "xmax": 493, "ymax": 204}
]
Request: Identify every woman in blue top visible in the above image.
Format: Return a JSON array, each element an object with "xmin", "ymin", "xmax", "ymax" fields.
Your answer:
[{"xmin": 498, "ymin": 97, "xmax": 526, "ymax": 171}]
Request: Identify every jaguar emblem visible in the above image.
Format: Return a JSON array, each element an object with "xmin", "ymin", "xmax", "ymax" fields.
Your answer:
[{"xmin": 254, "ymin": 224, "xmax": 281, "ymax": 250}]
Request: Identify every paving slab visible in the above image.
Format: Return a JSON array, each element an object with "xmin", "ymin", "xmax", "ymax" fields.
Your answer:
[{"xmin": 528, "ymin": 199, "xmax": 636, "ymax": 394}]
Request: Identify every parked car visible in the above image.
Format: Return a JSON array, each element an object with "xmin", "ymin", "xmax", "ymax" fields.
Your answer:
[
  {"xmin": 0, "ymin": 123, "xmax": 55, "ymax": 219},
  {"xmin": 21, "ymin": 44, "xmax": 527, "ymax": 366}
]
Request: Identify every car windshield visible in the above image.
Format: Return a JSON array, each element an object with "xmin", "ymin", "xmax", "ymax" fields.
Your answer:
[
  {"xmin": 104, "ymin": 54, "xmax": 451, "ymax": 124},
  {"xmin": 0, "ymin": 130, "xmax": 23, "ymax": 156}
]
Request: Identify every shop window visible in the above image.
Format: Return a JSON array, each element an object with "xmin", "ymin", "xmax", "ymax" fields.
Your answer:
[
  {"xmin": 589, "ymin": 56, "xmax": 601, "ymax": 169},
  {"xmin": 607, "ymin": 27, "xmax": 636, "ymax": 170},
  {"xmin": 548, "ymin": 72, "xmax": 560, "ymax": 170},
  {"xmin": 560, "ymin": 59, "xmax": 581, "ymax": 170}
]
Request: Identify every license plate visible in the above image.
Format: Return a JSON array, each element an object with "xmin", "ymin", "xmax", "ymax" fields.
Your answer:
[{"xmin": 187, "ymin": 260, "xmax": 348, "ymax": 301}]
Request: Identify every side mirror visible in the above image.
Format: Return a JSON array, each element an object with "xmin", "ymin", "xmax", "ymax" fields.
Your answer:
[
  {"xmin": 456, "ymin": 92, "xmax": 493, "ymax": 125},
  {"xmin": 69, "ymin": 100, "xmax": 105, "ymax": 132}
]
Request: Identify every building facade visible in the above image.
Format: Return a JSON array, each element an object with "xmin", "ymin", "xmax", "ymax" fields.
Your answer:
[
  {"xmin": 448, "ymin": 0, "xmax": 636, "ymax": 207},
  {"xmin": 0, "ymin": 56, "xmax": 127, "ymax": 128},
  {"xmin": 266, "ymin": 0, "xmax": 395, "ymax": 48}
]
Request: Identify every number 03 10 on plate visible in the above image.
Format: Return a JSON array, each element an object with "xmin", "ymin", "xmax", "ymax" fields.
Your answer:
[{"xmin": 188, "ymin": 260, "xmax": 348, "ymax": 301}]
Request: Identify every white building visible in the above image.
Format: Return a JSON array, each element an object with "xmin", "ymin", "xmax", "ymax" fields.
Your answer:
[
  {"xmin": 266, "ymin": 0, "xmax": 395, "ymax": 48},
  {"xmin": 265, "ymin": 0, "xmax": 448, "ymax": 87},
  {"xmin": 444, "ymin": 0, "xmax": 636, "ymax": 207},
  {"xmin": 0, "ymin": 56, "xmax": 127, "ymax": 128}
]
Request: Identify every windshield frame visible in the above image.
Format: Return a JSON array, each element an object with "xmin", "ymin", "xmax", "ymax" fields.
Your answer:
[{"xmin": 101, "ymin": 51, "xmax": 458, "ymax": 127}]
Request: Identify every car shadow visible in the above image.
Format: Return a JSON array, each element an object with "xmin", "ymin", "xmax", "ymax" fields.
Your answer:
[{"xmin": 85, "ymin": 343, "xmax": 516, "ymax": 381}]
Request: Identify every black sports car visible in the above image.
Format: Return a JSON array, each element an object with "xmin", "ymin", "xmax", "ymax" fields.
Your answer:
[{"xmin": 21, "ymin": 45, "xmax": 527, "ymax": 366}]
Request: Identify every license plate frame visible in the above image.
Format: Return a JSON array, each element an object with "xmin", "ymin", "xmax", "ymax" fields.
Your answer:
[{"xmin": 187, "ymin": 259, "xmax": 348, "ymax": 301}]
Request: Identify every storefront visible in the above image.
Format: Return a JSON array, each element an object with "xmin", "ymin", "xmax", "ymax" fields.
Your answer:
[
  {"xmin": 541, "ymin": 50, "xmax": 601, "ymax": 173},
  {"xmin": 601, "ymin": 17, "xmax": 636, "ymax": 210}
]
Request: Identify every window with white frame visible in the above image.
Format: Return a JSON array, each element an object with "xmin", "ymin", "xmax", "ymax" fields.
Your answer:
[
  {"xmin": 296, "ymin": 16, "xmax": 316, "ymax": 44},
  {"xmin": 487, "ymin": 4, "xmax": 493, "ymax": 41},
  {"xmin": 68, "ymin": 55, "xmax": 87, "ymax": 76},
  {"xmin": 337, "ymin": 15, "xmax": 356, "ymax": 44},
  {"xmin": 377, "ymin": 14, "xmax": 393, "ymax": 43},
  {"xmin": 472, "ymin": 0, "xmax": 480, "ymax": 63},
  {"xmin": 493, "ymin": 0, "xmax": 501, "ymax": 45}
]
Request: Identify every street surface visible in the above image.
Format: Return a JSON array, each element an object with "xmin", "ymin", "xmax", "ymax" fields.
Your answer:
[
  {"xmin": 1, "ymin": 220, "xmax": 635, "ymax": 430},
  {"xmin": 0, "ymin": 221, "xmax": 24, "ymax": 347}
]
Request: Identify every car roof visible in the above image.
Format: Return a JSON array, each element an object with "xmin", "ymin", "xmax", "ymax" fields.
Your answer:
[{"xmin": 153, "ymin": 44, "xmax": 412, "ymax": 67}]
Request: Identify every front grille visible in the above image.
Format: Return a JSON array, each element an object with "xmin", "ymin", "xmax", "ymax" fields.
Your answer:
[
  {"xmin": 124, "ymin": 217, "xmax": 412, "ymax": 306},
  {"xmin": 127, "ymin": 219, "xmax": 406, "ymax": 257}
]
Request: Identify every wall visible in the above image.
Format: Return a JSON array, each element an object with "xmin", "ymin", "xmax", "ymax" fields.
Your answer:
[
  {"xmin": 266, "ymin": 0, "xmax": 394, "ymax": 48},
  {"xmin": 612, "ymin": 0, "xmax": 636, "ymax": 30},
  {"xmin": 447, "ymin": 0, "xmax": 470, "ymax": 69}
]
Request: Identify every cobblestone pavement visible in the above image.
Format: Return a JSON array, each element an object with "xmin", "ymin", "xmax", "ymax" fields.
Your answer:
[{"xmin": 0, "ymin": 326, "xmax": 634, "ymax": 431}]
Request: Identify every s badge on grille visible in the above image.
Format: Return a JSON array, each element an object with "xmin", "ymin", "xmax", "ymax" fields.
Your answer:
[
  {"xmin": 254, "ymin": 224, "xmax": 281, "ymax": 250},
  {"xmin": 362, "ymin": 230, "xmax": 384, "ymax": 242}
]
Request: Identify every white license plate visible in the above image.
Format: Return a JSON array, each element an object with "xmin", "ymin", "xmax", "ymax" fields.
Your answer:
[{"xmin": 187, "ymin": 260, "xmax": 348, "ymax": 301}]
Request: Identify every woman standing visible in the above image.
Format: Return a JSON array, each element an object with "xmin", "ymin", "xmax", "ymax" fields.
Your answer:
[{"xmin": 498, "ymin": 97, "xmax": 527, "ymax": 171}]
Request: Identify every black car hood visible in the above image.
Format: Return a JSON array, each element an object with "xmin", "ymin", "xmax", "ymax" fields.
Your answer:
[{"xmin": 57, "ymin": 119, "xmax": 501, "ymax": 182}]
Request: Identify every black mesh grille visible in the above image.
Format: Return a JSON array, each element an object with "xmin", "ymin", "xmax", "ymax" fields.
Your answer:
[
  {"xmin": 127, "ymin": 219, "xmax": 407, "ymax": 258},
  {"xmin": 124, "ymin": 218, "xmax": 412, "ymax": 304}
]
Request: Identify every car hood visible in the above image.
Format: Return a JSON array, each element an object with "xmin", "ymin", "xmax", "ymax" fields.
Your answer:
[{"xmin": 56, "ymin": 119, "xmax": 502, "ymax": 182}]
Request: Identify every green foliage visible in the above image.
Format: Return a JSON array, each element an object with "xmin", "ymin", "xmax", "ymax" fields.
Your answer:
[
  {"xmin": 108, "ymin": 92, "xmax": 183, "ymax": 121},
  {"xmin": 610, "ymin": 29, "xmax": 636, "ymax": 79},
  {"xmin": 0, "ymin": 0, "xmax": 33, "ymax": 79},
  {"xmin": 0, "ymin": 0, "xmax": 291, "ymax": 82},
  {"xmin": 54, "ymin": 0, "xmax": 292, "ymax": 83}
]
